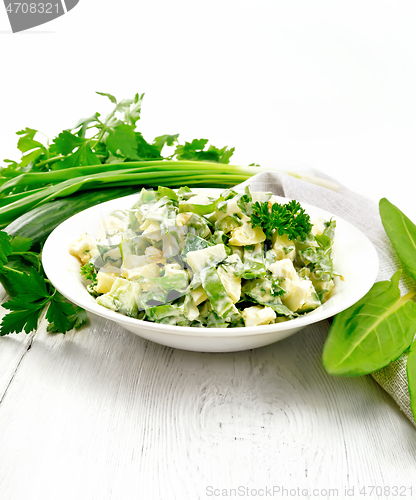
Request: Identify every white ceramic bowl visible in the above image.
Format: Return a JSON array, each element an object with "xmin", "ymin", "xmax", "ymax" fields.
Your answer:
[{"xmin": 42, "ymin": 189, "xmax": 379, "ymax": 352}]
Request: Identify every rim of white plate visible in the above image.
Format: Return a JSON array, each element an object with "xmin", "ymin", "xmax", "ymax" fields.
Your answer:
[{"xmin": 42, "ymin": 189, "xmax": 379, "ymax": 338}]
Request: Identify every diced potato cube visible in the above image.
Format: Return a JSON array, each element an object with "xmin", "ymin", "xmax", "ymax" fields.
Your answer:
[
  {"xmin": 96, "ymin": 278, "xmax": 141, "ymax": 317},
  {"xmin": 297, "ymin": 285, "xmax": 321, "ymax": 312},
  {"xmin": 312, "ymin": 279, "xmax": 334, "ymax": 303},
  {"xmin": 267, "ymin": 258, "xmax": 298, "ymax": 281},
  {"xmin": 125, "ymin": 262, "xmax": 161, "ymax": 281},
  {"xmin": 96, "ymin": 271, "xmax": 120, "ymax": 294},
  {"xmin": 228, "ymin": 222, "xmax": 266, "ymax": 246},
  {"xmin": 217, "ymin": 265, "xmax": 241, "ymax": 304},
  {"xmin": 141, "ymin": 220, "xmax": 162, "ymax": 241},
  {"xmin": 176, "ymin": 212, "xmax": 193, "ymax": 226},
  {"xmin": 283, "ymin": 278, "xmax": 318, "ymax": 312},
  {"xmin": 311, "ymin": 217, "xmax": 327, "ymax": 236},
  {"xmin": 280, "ymin": 278, "xmax": 297, "ymax": 300},
  {"xmin": 229, "ymin": 246, "xmax": 243, "ymax": 260},
  {"xmin": 191, "ymin": 286, "xmax": 208, "ymax": 306},
  {"xmin": 272, "ymin": 232, "xmax": 295, "ymax": 260},
  {"xmin": 69, "ymin": 234, "xmax": 98, "ymax": 264},
  {"xmin": 188, "ymin": 193, "xmax": 211, "ymax": 205},
  {"xmin": 242, "ymin": 305, "xmax": 276, "ymax": 327},
  {"xmin": 145, "ymin": 246, "xmax": 164, "ymax": 261},
  {"xmin": 298, "ymin": 267, "xmax": 311, "ymax": 279},
  {"xmin": 164, "ymin": 263, "xmax": 183, "ymax": 276}
]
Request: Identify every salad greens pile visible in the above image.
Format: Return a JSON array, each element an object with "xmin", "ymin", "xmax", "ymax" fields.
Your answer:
[
  {"xmin": 72, "ymin": 186, "xmax": 336, "ymax": 328},
  {"xmin": 322, "ymin": 198, "xmax": 416, "ymax": 419}
]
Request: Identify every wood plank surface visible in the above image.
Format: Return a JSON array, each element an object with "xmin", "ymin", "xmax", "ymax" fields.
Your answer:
[
  {"xmin": 0, "ymin": 309, "xmax": 415, "ymax": 500},
  {"xmin": 0, "ymin": 289, "xmax": 37, "ymax": 403}
]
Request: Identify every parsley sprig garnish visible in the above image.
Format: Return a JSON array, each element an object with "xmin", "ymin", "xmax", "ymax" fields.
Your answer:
[
  {"xmin": 250, "ymin": 199, "xmax": 313, "ymax": 241},
  {"xmin": 80, "ymin": 261, "xmax": 98, "ymax": 286},
  {"xmin": 0, "ymin": 231, "xmax": 87, "ymax": 336}
]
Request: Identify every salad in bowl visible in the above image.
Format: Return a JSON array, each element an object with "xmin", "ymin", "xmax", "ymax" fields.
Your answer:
[{"xmin": 68, "ymin": 186, "xmax": 337, "ymax": 329}]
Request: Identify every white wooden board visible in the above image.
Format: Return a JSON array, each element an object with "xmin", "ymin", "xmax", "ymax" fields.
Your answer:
[{"xmin": 0, "ymin": 304, "xmax": 415, "ymax": 500}]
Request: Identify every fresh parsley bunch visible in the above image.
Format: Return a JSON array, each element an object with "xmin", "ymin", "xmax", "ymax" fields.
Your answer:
[
  {"xmin": 250, "ymin": 199, "xmax": 313, "ymax": 241},
  {"xmin": 2, "ymin": 91, "xmax": 236, "ymax": 178},
  {"xmin": 0, "ymin": 219, "xmax": 86, "ymax": 336}
]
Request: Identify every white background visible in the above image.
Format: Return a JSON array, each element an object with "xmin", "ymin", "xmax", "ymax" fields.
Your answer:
[{"xmin": 0, "ymin": 1, "xmax": 415, "ymax": 217}]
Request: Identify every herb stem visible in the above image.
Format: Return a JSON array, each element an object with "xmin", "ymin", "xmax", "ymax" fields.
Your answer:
[
  {"xmin": 12, "ymin": 251, "xmax": 40, "ymax": 258},
  {"xmin": 2, "ymin": 265, "xmax": 24, "ymax": 275},
  {"xmin": 403, "ymin": 287, "xmax": 416, "ymax": 302},
  {"xmin": 35, "ymin": 155, "xmax": 66, "ymax": 168}
]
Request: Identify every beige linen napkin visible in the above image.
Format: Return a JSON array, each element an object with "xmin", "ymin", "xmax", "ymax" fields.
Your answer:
[{"xmin": 236, "ymin": 168, "xmax": 416, "ymax": 426}]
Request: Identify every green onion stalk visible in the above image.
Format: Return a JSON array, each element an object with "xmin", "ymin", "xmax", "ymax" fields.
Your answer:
[{"xmin": 0, "ymin": 161, "xmax": 263, "ymax": 228}]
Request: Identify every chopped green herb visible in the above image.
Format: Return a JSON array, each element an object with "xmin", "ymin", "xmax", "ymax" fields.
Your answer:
[
  {"xmin": 251, "ymin": 199, "xmax": 313, "ymax": 240},
  {"xmin": 81, "ymin": 261, "xmax": 98, "ymax": 286}
]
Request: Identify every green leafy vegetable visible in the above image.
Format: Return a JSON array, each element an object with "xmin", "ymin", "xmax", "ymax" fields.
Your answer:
[
  {"xmin": 0, "ymin": 231, "xmax": 12, "ymax": 268},
  {"xmin": 106, "ymin": 124, "xmax": 140, "ymax": 160},
  {"xmin": 175, "ymin": 139, "xmax": 235, "ymax": 163},
  {"xmin": 379, "ymin": 198, "xmax": 416, "ymax": 281},
  {"xmin": 17, "ymin": 127, "xmax": 45, "ymax": 154},
  {"xmin": 0, "ymin": 231, "xmax": 88, "ymax": 336},
  {"xmin": 243, "ymin": 278, "xmax": 293, "ymax": 317},
  {"xmin": 46, "ymin": 292, "xmax": 86, "ymax": 334},
  {"xmin": 299, "ymin": 219, "xmax": 336, "ymax": 281},
  {"xmin": 7, "ymin": 267, "xmax": 49, "ymax": 302},
  {"xmin": 250, "ymin": 199, "xmax": 313, "ymax": 240},
  {"xmin": 322, "ymin": 270, "xmax": 416, "ymax": 376},
  {"xmin": 379, "ymin": 198, "xmax": 416, "ymax": 421},
  {"xmin": 49, "ymin": 131, "xmax": 86, "ymax": 156},
  {"xmin": 235, "ymin": 245, "xmax": 267, "ymax": 280},
  {"xmin": 10, "ymin": 235, "xmax": 33, "ymax": 253},
  {"xmin": 59, "ymin": 143, "xmax": 102, "ymax": 169},
  {"xmin": 153, "ymin": 134, "xmax": 179, "ymax": 152},
  {"xmin": 95, "ymin": 91, "xmax": 118, "ymax": 104},
  {"xmin": 14, "ymin": 127, "xmax": 47, "ymax": 170},
  {"xmin": 200, "ymin": 267, "xmax": 239, "ymax": 321},
  {"xmin": 1, "ymin": 298, "xmax": 45, "ymax": 336},
  {"xmin": 323, "ymin": 198, "xmax": 416, "ymax": 399}
]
